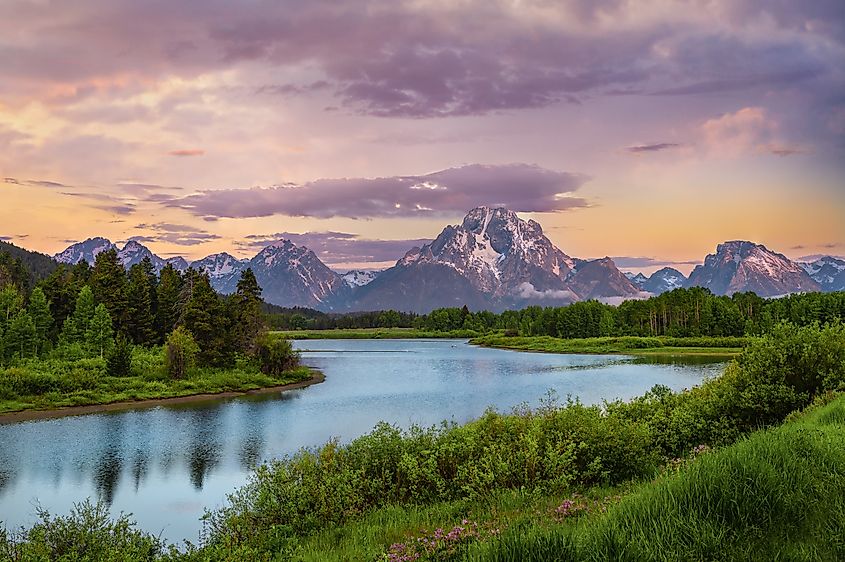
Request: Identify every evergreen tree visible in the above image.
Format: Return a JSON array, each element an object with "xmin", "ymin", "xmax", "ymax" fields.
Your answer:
[
  {"xmin": 87, "ymin": 303, "xmax": 114, "ymax": 357},
  {"xmin": 155, "ymin": 264, "xmax": 183, "ymax": 340},
  {"xmin": 38, "ymin": 264, "xmax": 84, "ymax": 340},
  {"xmin": 6, "ymin": 311, "xmax": 36, "ymax": 359},
  {"xmin": 231, "ymin": 268, "xmax": 265, "ymax": 353},
  {"xmin": 89, "ymin": 249, "xmax": 129, "ymax": 333},
  {"xmin": 61, "ymin": 285, "xmax": 96, "ymax": 344},
  {"xmin": 106, "ymin": 334, "xmax": 133, "ymax": 376},
  {"xmin": 126, "ymin": 262, "xmax": 156, "ymax": 345},
  {"xmin": 27, "ymin": 287, "xmax": 52, "ymax": 354},
  {"xmin": 182, "ymin": 274, "xmax": 232, "ymax": 366}
]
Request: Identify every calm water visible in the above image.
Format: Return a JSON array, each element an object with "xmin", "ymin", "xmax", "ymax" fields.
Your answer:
[{"xmin": 0, "ymin": 339, "xmax": 725, "ymax": 543}]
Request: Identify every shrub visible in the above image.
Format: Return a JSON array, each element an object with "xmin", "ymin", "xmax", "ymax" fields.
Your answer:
[
  {"xmin": 106, "ymin": 335, "xmax": 133, "ymax": 377},
  {"xmin": 254, "ymin": 334, "xmax": 299, "ymax": 376},
  {"xmin": 165, "ymin": 326, "xmax": 199, "ymax": 380}
]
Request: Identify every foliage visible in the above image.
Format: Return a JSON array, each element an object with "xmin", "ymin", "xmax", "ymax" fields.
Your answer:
[
  {"xmin": 89, "ymin": 249, "xmax": 129, "ymax": 333},
  {"xmin": 165, "ymin": 326, "xmax": 199, "ymax": 380},
  {"xmin": 0, "ymin": 500, "xmax": 164, "ymax": 561},
  {"xmin": 106, "ymin": 334, "xmax": 133, "ymax": 377},
  {"xmin": 254, "ymin": 334, "xmax": 299, "ymax": 376},
  {"xmin": 87, "ymin": 304, "xmax": 114, "ymax": 358}
]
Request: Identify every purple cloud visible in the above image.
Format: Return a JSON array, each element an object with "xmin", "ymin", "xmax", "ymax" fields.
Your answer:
[
  {"xmin": 166, "ymin": 163, "xmax": 589, "ymax": 219},
  {"xmin": 236, "ymin": 231, "xmax": 430, "ymax": 265},
  {"xmin": 626, "ymin": 143, "xmax": 682, "ymax": 153},
  {"xmin": 134, "ymin": 222, "xmax": 221, "ymax": 246},
  {"xmin": 1, "ymin": 1, "xmax": 840, "ymax": 119}
]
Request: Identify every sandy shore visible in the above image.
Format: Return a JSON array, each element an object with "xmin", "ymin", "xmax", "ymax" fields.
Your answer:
[{"xmin": 0, "ymin": 369, "xmax": 325, "ymax": 424}]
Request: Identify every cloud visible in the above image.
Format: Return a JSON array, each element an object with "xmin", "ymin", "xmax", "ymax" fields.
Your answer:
[
  {"xmin": 166, "ymin": 163, "xmax": 589, "ymax": 219},
  {"xmin": 699, "ymin": 107, "xmax": 803, "ymax": 158},
  {"xmin": 168, "ymin": 149, "xmax": 205, "ymax": 157},
  {"xmin": 514, "ymin": 282, "xmax": 577, "ymax": 301},
  {"xmin": 626, "ymin": 143, "xmax": 681, "ymax": 153},
  {"xmin": 1, "ymin": 1, "xmax": 840, "ymax": 119},
  {"xmin": 236, "ymin": 231, "xmax": 430, "ymax": 265},
  {"xmin": 3, "ymin": 177, "xmax": 70, "ymax": 188},
  {"xmin": 134, "ymin": 222, "xmax": 221, "ymax": 246},
  {"xmin": 610, "ymin": 256, "xmax": 700, "ymax": 268}
]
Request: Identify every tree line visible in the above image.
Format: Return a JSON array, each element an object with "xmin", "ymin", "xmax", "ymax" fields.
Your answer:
[{"xmin": 411, "ymin": 288, "xmax": 845, "ymax": 338}]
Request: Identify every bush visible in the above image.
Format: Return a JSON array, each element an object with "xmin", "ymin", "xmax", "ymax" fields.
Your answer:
[
  {"xmin": 0, "ymin": 500, "xmax": 164, "ymax": 561},
  {"xmin": 254, "ymin": 334, "xmax": 299, "ymax": 376},
  {"xmin": 106, "ymin": 335, "xmax": 133, "ymax": 377},
  {"xmin": 165, "ymin": 326, "xmax": 199, "ymax": 380}
]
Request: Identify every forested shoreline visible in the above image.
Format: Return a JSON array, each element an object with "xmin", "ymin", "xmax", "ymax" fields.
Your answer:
[{"xmin": 0, "ymin": 249, "xmax": 303, "ymax": 413}]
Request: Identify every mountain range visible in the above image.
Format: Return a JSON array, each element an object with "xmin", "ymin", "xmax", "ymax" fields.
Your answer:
[{"xmin": 48, "ymin": 207, "xmax": 842, "ymax": 312}]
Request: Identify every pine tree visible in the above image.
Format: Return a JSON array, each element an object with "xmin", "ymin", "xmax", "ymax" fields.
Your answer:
[
  {"xmin": 106, "ymin": 334, "xmax": 133, "ymax": 376},
  {"xmin": 87, "ymin": 303, "xmax": 114, "ymax": 357},
  {"xmin": 38, "ymin": 264, "xmax": 84, "ymax": 340},
  {"xmin": 232, "ymin": 268, "xmax": 265, "ymax": 353},
  {"xmin": 156, "ymin": 264, "xmax": 183, "ymax": 340},
  {"xmin": 126, "ymin": 263, "xmax": 156, "ymax": 345},
  {"xmin": 62, "ymin": 285, "xmax": 97, "ymax": 344},
  {"xmin": 89, "ymin": 249, "xmax": 129, "ymax": 333},
  {"xmin": 27, "ymin": 287, "xmax": 52, "ymax": 354},
  {"xmin": 182, "ymin": 274, "xmax": 232, "ymax": 366}
]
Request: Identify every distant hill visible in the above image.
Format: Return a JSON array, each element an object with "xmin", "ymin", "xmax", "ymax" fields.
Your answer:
[{"xmin": 0, "ymin": 239, "xmax": 59, "ymax": 290}]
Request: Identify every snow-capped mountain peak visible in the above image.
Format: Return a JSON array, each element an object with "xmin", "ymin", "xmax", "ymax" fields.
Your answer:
[
  {"xmin": 117, "ymin": 240, "xmax": 165, "ymax": 271},
  {"xmin": 54, "ymin": 237, "xmax": 116, "ymax": 265},
  {"xmin": 688, "ymin": 241, "xmax": 820, "ymax": 296},
  {"xmin": 342, "ymin": 270, "xmax": 381, "ymax": 287},
  {"xmin": 799, "ymin": 255, "xmax": 845, "ymax": 292}
]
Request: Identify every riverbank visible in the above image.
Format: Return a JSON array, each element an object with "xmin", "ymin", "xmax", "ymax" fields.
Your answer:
[
  {"xmin": 0, "ymin": 364, "xmax": 321, "ymax": 422},
  {"xmin": 272, "ymin": 327, "xmax": 481, "ymax": 339},
  {"xmin": 470, "ymin": 334, "xmax": 745, "ymax": 356}
]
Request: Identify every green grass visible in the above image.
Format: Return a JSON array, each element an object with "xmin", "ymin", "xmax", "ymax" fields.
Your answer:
[
  {"xmin": 0, "ymin": 347, "xmax": 314, "ymax": 414},
  {"xmin": 272, "ymin": 327, "xmax": 482, "ymax": 339},
  {"xmin": 471, "ymin": 335, "xmax": 745, "ymax": 356},
  {"xmin": 467, "ymin": 394, "xmax": 845, "ymax": 562}
]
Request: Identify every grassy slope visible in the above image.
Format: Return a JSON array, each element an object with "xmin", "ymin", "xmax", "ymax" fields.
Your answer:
[
  {"xmin": 295, "ymin": 395, "xmax": 845, "ymax": 561},
  {"xmin": 471, "ymin": 335, "xmax": 745, "ymax": 356},
  {"xmin": 468, "ymin": 394, "xmax": 845, "ymax": 562}
]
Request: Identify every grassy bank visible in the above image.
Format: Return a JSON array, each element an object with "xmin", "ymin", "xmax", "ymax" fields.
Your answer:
[
  {"xmin": 471, "ymin": 335, "xmax": 746, "ymax": 356},
  {"xmin": 272, "ymin": 327, "xmax": 481, "ymax": 339},
  {"xmin": 468, "ymin": 393, "xmax": 845, "ymax": 561},
  {"xmin": 0, "ymin": 346, "xmax": 314, "ymax": 415}
]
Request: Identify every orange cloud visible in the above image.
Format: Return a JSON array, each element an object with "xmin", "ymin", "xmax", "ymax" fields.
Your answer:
[{"xmin": 168, "ymin": 149, "xmax": 205, "ymax": 157}]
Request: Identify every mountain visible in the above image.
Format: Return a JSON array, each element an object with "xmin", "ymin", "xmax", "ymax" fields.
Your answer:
[
  {"xmin": 566, "ymin": 258, "xmax": 643, "ymax": 302},
  {"xmin": 117, "ymin": 240, "xmax": 166, "ymax": 271},
  {"xmin": 625, "ymin": 272, "xmax": 648, "ymax": 286},
  {"xmin": 687, "ymin": 241, "xmax": 820, "ymax": 297},
  {"xmin": 347, "ymin": 206, "xmax": 638, "ymax": 312},
  {"xmin": 642, "ymin": 267, "xmax": 687, "ymax": 294},
  {"xmin": 342, "ymin": 270, "xmax": 381, "ymax": 287},
  {"xmin": 164, "ymin": 256, "xmax": 190, "ymax": 272},
  {"xmin": 249, "ymin": 240, "xmax": 350, "ymax": 309},
  {"xmin": 54, "ymin": 237, "xmax": 115, "ymax": 265},
  {"xmin": 190, "ymin": 253, "xmax": 248, "ymax": 294},
  {"xmin": 800, "ymin": 256, "xmax": 845, "ymax": 292}
]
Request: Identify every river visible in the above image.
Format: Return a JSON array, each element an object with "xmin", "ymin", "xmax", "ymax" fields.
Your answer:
[{"xmin": 0, "ymin": 339, "xmax": 725, "ymax": 543}]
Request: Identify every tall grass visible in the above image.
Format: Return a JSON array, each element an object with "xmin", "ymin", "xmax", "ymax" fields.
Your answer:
[{"xmin": 470, "ymin": 394, "xmax": 845, "ymax": 562}]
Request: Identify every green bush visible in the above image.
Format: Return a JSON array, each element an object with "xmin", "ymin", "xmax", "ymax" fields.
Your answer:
[
  {"xmin": 254, "ymin": 334, "xmax": 299, "ymax": 376},
  {"xmin": 165, "ymin": 326, "xmax": 199, "ymax": 380},
  {"xmin": 106, "ymin": 335, "xmax": 133, "ymax": 377}
]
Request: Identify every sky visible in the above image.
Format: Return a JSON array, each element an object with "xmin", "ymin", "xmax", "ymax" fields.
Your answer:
[{"xmin": 1, "ymin": 0, "xmax": 843, "ymax": 274}]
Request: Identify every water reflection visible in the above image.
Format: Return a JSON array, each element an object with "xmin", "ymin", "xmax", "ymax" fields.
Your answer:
[{"xmin": 0, "ymin": 340, "xmax": 725, "ymax": 542}]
